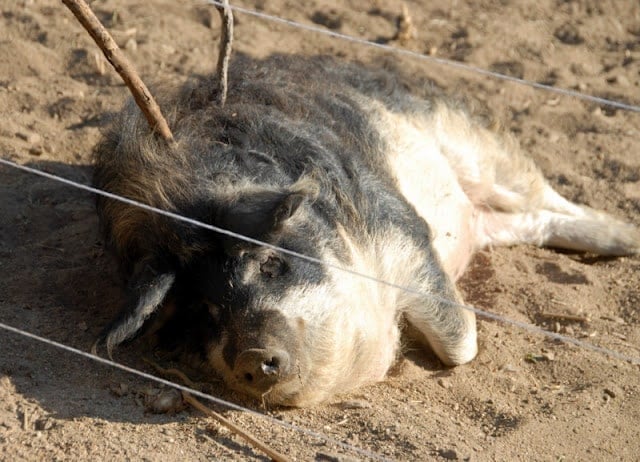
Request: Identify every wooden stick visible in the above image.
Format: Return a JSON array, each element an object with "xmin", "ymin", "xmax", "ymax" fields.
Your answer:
[
  {"xmin": 145, "ymin": 359, "xmax": 290, "ymax": 462},
  {"xmin": 214, "ymin": 0, "xmax": 234, "ymax": 106},
  {"xmin": 182, "ymin": 393, "xmax": 291, "ymax": 462},
  {"xmin": 61, "ymin": 0, "xmax": 175, "ymax": 145}
]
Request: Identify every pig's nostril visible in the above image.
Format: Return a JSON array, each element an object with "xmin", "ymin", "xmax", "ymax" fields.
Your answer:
[
  {"xmin": 261, "ymin": 356, "xmax": 280, "ymax": 375},
  {"xmin": 234, "ymin": 348, "xmax": 291, "ymax": 391}
]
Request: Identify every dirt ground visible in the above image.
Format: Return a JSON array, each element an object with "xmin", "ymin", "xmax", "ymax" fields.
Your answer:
[{"xmin": 1, "ymin": 0, "xmax": 639, "ymax": 460}]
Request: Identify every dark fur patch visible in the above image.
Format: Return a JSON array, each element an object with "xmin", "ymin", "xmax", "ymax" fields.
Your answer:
[{"xmin": 93, "ymin": 54, "xmax": 440, "ymax": 365}]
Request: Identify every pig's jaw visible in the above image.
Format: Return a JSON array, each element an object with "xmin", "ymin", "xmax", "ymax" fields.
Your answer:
[{"xmin": 205, "ymin": 282, "xmax": 401, "ymax": 407}]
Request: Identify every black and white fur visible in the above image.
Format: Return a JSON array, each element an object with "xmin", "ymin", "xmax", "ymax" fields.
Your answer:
[{"xmin": 93, "ymin": 54, "xmax": 639, "ymax": 406}]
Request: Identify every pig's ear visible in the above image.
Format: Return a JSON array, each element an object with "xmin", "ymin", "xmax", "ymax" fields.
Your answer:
[
  {"xmin": 92, "ymin": 259, "xmax": 175, "ymax": 358},
  {"xmin": 218, "ymin": 178, "xmax": 319, "ymax": 240}
]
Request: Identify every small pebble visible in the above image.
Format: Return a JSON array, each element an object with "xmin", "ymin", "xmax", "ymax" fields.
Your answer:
[
  {"xmin": 554, "ymin": 23, "xmax": 584, "ymax": 45},
  {"xmin": 338, "ymin": 399, "xmax": 371, "ymax": 410},
  {"xmin": 541, "ymin": 351, "xmax": 555, "ymax": 361},
  {"xmin": 34, "ymin": 418, "xmax": 54, "ymax": 431},
  {"xmin": 316, "ymin": 452, "xmax": 359, "ymax": 462},
  {"xmin": 501, "ymin": 364, "xmax": 519, "ymax": 373},
  {"xmin": 0, "ymin": 418, "xmax": 16, "ymax": 430},
  {"xmin": 109, "ymin": 382, "xmax": 129, "ymax": 397},
  {"xmin": 438, "ymin": 448, "xmax": 459, "ymax": 460},
  {"xmin": 310, "ymin": 10, "xmax": 342, "ymax": 30},
  {"xmin": 147, "ymin": 389, "xmax": 184, "ymax": 414},
  {"xmin": 16, "ymin": 131, "xmax": 41, "ymax": 144},
  {"xmin": 612, "ymin": 75, "xmax": 630, "ymax": 87},
  {"xmin": 124, "ymin": 37, "xmax": 137, "ymax": 52},
  {"xmin": 603, "ymin": 384, "xmax": 622, "ymax": 399},
  {"xmin": 316, "ymin": 452, "xmax": 340, "ymax": 462},
  {"xmin": 206, "ymin": 423, "xmax": 229, "ymax": 437}
]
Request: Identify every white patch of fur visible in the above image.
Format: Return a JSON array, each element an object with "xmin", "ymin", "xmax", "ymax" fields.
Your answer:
[
  {"xmin": 264, "ymin": 222, "xmax": 475, "ymax": 405},
  {"xmin": 372, "ymin": 103, "xmax": 476, "ymax": 280},
  {"xmin": 249, "ymin": 226, "xmax": 443, "ymax": 405}
]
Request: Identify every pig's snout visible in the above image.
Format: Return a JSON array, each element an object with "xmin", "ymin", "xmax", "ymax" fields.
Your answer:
[{"xmin": 234, "ymin": 348, "xmax": 292, "ymax": 392}]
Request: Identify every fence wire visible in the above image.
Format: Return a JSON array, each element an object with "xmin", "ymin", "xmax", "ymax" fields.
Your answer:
[
  {"xmin": 205, "ymin": 0, "xmax": 640, "ymax": 114},
  {"xmin": 1, "ymin": 2, "xmax": 639, "ymax": 459}
]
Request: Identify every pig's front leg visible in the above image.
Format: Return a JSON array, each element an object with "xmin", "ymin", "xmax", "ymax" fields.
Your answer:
[{"xmin": 402, "ymin": 260, "xmax": 477, "ymax": 366}]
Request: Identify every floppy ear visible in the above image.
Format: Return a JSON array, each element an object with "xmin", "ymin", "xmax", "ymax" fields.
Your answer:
[
  {"xmin": 217, "ymin": 178, "xmax": 319, "ymax": 241},
  {"xmin": 218, "ymin": 189, "xmax": 305, "ymax": 238},
  {"xmin": 93, "ymin": 259, "xmax": 175, "ymax": 358}
]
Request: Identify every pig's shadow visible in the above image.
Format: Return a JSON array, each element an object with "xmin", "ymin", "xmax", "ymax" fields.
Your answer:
[{"xmin": 0, "ymin": 159, "xmax": 258, "ymax": 428}]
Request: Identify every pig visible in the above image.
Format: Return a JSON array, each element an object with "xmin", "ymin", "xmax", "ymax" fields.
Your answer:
[{"xmin": 92, "ymin": 54, "xmax": 640, "ymax": 406}]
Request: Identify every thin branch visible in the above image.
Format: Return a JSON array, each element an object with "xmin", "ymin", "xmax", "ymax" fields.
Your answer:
[
  {"xmin": 62, "ymin": 0, "xmax": 175, "ymax": 145},
  {"xmin": 183, "ymin": 393, "xmax": 291, "ymax": 462},
  {"xmin": 214, "ymin": 0, "xmax": 234, "ymax": 106},
  {"xmin": 142, "ymin": 358, "xmax": 199, "ymax": 388},
  {"xmin": 145, "ymin": 359, "xmax": 290, "ymax": 462}
]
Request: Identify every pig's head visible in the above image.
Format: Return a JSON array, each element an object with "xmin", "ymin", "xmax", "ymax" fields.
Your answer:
[
  {"xmin": 190, "ymin": 178, "xmax": 400, "ymax": 406},
  {"xmin": 99, "ymin": 175, "xmax": 401, "ymax": 407}
]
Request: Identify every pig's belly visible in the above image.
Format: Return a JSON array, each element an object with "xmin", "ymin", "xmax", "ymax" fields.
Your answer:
[{"xmin": 382, "ymin": 114, "xmax": 476, "ymax": 281}]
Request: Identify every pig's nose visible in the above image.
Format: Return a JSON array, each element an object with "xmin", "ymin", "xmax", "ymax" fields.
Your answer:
[{"xmin": 234, "ymin": 348, "xmax": 291, "ymax": 391}]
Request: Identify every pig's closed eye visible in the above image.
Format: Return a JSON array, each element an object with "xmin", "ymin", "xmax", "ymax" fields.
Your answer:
[{"xmin": 260, "ymin": 255, "xmax": 287, "ymax": 278}]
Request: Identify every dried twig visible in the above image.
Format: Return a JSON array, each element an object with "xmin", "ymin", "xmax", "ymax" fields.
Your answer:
[
  {"xmin": 214, "ymin": 0, "xmax": 234, "ymax": 106},
  {"xmin": 61, "ymin": 0, "xmax": 175, "ymax": 145},
  {"xmin": 182, "ymin": 393, "xmax": 290, "ymax": 462},
  {"xmin": 143, "ymin": 358, "xmax": 199, "ymax": 388},
  {"xmin": 145, "ymin": 359, "xmax": 290, "ymax": 462}
]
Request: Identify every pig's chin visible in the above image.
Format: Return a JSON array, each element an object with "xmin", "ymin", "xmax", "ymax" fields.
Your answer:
[
  {"xmin": 231, "ymin": 381, "xmax": 313, "ymax": 408},
  {"xmin": 234, "ymin": 339, "xmax": 395, "ymax": 407},
  {"xmin": 223, "ymin": 356, "xmax": 320, "ymax": 407}
]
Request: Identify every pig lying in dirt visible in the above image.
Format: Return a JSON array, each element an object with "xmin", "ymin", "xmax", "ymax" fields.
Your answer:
[{"xmin": 92, "ymin": 54, "xmax": 640, "ymax": 406}]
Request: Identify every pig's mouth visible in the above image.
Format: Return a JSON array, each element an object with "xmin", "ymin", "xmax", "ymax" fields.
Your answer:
[
  {"xmin": 224, "ymin": 350, "xmax": 310, "ymax": 406},
  {"xmin": 206, "ymin": 329, "xmax": 313, "ymax": 406},
  {"xmin": 225, "ymin": 363, "xmax": 302, "ymax": 406},
  {"xmin": 230, "ymin": 347, "xmax": 294, "ymax": 391},
  {"xmin": 203, "ymin": 306, "xmax": 320, "ymax": 406}
]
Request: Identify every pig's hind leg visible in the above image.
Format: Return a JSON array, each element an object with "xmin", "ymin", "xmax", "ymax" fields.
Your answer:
[
  {"xmin": 433, "ymin": 103, "xmax": 640, "ymax": 256},
  {"xmin": 475, "ymin": 191, "xmax": 640, "ymax": 256}
]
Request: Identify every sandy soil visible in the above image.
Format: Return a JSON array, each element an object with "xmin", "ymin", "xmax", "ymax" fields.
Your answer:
[{"xmin": 1, "ymin": 0, "xmax": 639, "ymax": 460}]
